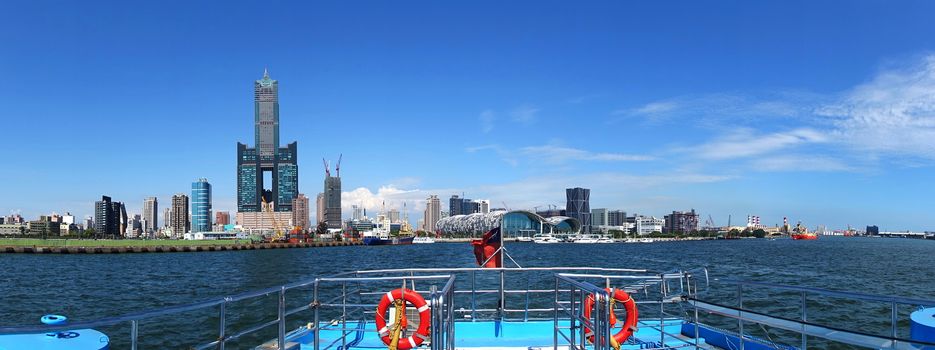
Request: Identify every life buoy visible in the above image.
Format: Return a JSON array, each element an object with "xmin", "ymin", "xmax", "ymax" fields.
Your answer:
[
  {"xmin": 583, "ymin": 288, "xmax": 639, "ymax": 346},
  {"xmin": 374, "ymin": 288, "xmax": 431, "ymax": 350}
]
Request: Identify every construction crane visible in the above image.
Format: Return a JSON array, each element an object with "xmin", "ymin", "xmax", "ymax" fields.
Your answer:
[
  {"xmin": 335, "ymin": 154, "xmax": 342, "ymax": 177},
  {"xmin": 322, "ymin": 158, "xmax": 330, "ymax": 177},
  {"xmin": 261, "ymin": 195, "xmax": 286, "ymax": 242}
]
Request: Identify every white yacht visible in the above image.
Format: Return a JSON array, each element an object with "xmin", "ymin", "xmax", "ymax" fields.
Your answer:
[
  {"xmin": 413, "ymin": 236, "xmax": 436, "ymax": 244},
  {"xmin": 572, "ymin": 234, "xmax": 615, "ymax": 243},
  {"xmin": 532, "ymin": 233, "xmax": 562, "ymax": 243}
]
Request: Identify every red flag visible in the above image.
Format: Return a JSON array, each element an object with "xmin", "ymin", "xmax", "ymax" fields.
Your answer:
[{"xmin": 471, "ymin": 227, "xmax": 501, "ymax": 268}]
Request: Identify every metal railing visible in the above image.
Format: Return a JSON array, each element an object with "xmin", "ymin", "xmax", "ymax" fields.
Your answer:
[{"xmin": 689, "ymin": 278, "xmax": 935, "ymax": 350}]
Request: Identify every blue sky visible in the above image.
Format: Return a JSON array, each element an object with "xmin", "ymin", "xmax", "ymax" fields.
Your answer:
[{"xmin": 2, "ymin": 1, "xmax": 935, "ymax": 231}]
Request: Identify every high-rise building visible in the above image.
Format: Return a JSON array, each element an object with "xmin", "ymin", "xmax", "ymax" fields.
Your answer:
[
  {"xmin": 162, "ymin": 207, "xmax": 172, "ymax": 229},
  {"xmin": 449, "ymin": 195, "xmax": 481, "ymax": 216},
  {"xmin": 591, "ymin": 208, "xmax": 608, "ymax": 227},
  {"xmin": 324, "ymin": 176, "xmax": 341, "ymax": 229},
  {"xmin": 478, "ymin": 200, "xmax": 490, "ymax": 214},
  {"xmin": 127, "ymin": 214, "xmax": 142, "ymax": 237},
  {"xmin": 566, "ymin": 187, "xmax": 591, "ymax": 233},
  {"xmin": 449, "ymin": 195, "xmax": 463, "ymax": 216},
  {"xmin": 116, "ymin": 202, "xmax": 128, "ymax": 236},
  {"xmin": 607, "ymin": 210, "xmax": 627, "ymax": 226},
  {"xmin": 215, "ymin": 211, "xmax": 230, "ymax": 226},
  {"xmin": 83, "ymin": 216, "xmax": 93, "ymax": 231},
  {"xmin": 316, "ymin": 192, "xmax": 325, "ymax": 224},
  {"xmin": 171, "ymin": 194, "xmax": 190, "ymax": 236},
  {"xmin": 866, "ymin": 225, "xmax": 879, "ymax": 235},
  {"xmin": 663, "ymin": 209, "xmax": 699, "ymax": 234},
  {"xmin": 191, "ymin": 178, "xmax": 212, "ymax": 233},
  {"xmin": 423, "ymin": 195, "xmax": 441, "ymax": 232},
  {"xmin": 143, "ymin": 197, "xmax": 158, "ymax": 233},
  {"xmin": 236, "ymin": 70, "xmax": 299, "ymax": 227},
  {"xmin": 292, "ymin": 193, "xmax": 309, "ymax": 229},
  {"xmin": 351, "ymin": 205, "xmax": 363, "ymax": 221},
  {"xmin": 94, "ymin": 195, "xmax": 120, "ymax": 238}
]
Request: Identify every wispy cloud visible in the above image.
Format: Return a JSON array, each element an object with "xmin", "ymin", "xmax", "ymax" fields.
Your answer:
[
  {"xmin": 510, "ymin": 105, "xmax": 540, "ymax": 124},
  {"xmin": 519, "ymin": 145, "xmax": 654, "ymax": 164},
  {"xmin": 611, "ymin": 92, "xmax": 818, "ymax": 126},
  {"xmin": 817, "ymin": 54, "xmax": 935, "ymax": 160},
  {"xmin": 695, "ymin": 128, "xmax": 828, "ymax": 160},
  {"xmin": 478, "ymin": 110, "xmax": 495, "ymax": 133},
  {"xmin": 750, "ymin": 155, "xmax": 856, "ymax": 172}
]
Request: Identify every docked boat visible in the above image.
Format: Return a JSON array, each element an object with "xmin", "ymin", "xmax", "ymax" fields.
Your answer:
[
  {"xmin": 412, "ymin": 236, "xmax": 436, "ymax": 244},
  {"xmin": 362, "ymin": 234, "xmax": 414, "ymax": 245},
  {"xmin": 531, "ymin": 233, "xmax": 561, "ymax": 243},
  {"xmin": 571, "ymin": 234, "xmax": 614, "ymax": 243}
]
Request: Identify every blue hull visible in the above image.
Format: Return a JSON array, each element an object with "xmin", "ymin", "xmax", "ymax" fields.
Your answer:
[{"xmin": 362, "ymin": 236, "xmax": 414, "ymax": 245}]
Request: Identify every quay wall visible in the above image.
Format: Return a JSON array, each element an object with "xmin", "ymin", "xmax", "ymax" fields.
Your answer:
[{"xmin": 0, "ymin": 241, "xmax": 362, "ymax": 254}]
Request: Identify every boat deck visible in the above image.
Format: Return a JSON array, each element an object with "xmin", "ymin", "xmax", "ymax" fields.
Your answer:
[{"xmin": 283, "ymin": 319, "xmax": 707, "ymax": 350}]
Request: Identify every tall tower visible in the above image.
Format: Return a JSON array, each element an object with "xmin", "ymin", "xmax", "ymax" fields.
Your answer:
[
  {"xmin": 237, "ymin": 70, "xmax": 299, "ymax": 229},
  {"xmin": 171, "ymin": 194, "xmax": 190, "ymax": 237},
  {"xmin": 292, "ymin": 193, "xmax": 310, "ymax": 229},
  {"xmin": 423, "ymin": 195, "xmax": 441, "ymax": 232},
  {"xmin": 191, "ymin": 178, "xmax": 212, "ymax": 233},
  {"xmin": 143, "ymin": 197, "xmax": 158, "ymax": 233},
  {"xmin": 324, "ymin": 174, "xmax": 342, "ymax": 229},
  {"xmin": 565, "ymin": 187, "xmax": 591, "ymax": 233}
]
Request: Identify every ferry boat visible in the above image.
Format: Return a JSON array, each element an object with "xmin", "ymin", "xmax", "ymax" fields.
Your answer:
[
  {"xmin": 3, "ymin": 212, "xmax": 935, "ymax": 350},
  {"xmin": 362, "ymin": 233, "xmax": 415, "ymax": 245}
]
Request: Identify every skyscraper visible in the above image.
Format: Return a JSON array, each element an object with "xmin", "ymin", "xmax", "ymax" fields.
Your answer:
[
  {"xmin": 292, "ymin": 193, "xmax": 309, "ymax": 229},
  {"xmin": 237, "ymin": 70, "xmax": 298, "ymax": 228},
  {"xmin": 423, "ymin": 195, "xmax": 441, "ymax": 232},
  {"xmin": 324, "ymin": 175, "xmax": 342, "ymax": 229},
  {"xmin": 449, "ymin": 195, "xmax": 463, "ymax": 216},
  {"xmin": 171, "ymin": 194, "xmax": 190, "ymax": 236},
  {"xmin": 565, "ymin": 187, "xmax": 591, "ymax": 233},
  {"xmin": 94, "ymin": 195, "xmax": 118, "ymax": 238},
  {"xmin": 191, "ymin": 178, "xmax": 212, "ymax": 233},
  {"xmin": 116, "ymin": 202, "xmax": 128, "ymax": 236},
  {"xmin": 143, "ymin": 197, "xmax": 158, "ymax": 233},
  {"xmin": 162, "ymin": 207, "xmax": 171, "ymax": 229},
  {"xmin": 316, "ymin": 192, "xmax": 325, "ymax": 224}
]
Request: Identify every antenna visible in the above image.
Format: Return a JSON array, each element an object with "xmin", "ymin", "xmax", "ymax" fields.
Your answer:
[{"xmin": 336, "ymin": 154, "xmax": 342, "ymax": 177}]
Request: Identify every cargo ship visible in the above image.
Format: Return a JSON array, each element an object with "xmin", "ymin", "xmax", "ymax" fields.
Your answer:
[{"xmin": 790, "ymin": 220, "xmax": 818, "ymax": 240}]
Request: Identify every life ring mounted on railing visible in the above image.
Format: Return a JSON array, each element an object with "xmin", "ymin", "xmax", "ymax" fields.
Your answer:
[
  {"xmin": 374, "ymin": 288, "xmax": 431, "ymax": 350},
  {"xmin": 583, "ymin": 287, "xmax": 639, "ymax": 347}
]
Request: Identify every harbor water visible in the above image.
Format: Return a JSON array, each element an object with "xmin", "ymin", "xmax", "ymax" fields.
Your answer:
[{"xmin": 1, "ymin": 236, "xmax": 932, "ymax": 349}]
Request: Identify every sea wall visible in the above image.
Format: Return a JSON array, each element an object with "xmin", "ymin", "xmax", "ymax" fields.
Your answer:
[{"xmin": 0, "ymin": 241, "xmax": 362, "ymax": 254}]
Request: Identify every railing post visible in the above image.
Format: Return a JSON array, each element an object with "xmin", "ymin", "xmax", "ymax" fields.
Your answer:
[
  {"xmin": 341, "ymin": 281, "xmax": 347, "ymax": 350},
  {"xmin": 801, "ymin": 291, "xmax": 807, "ymax": 350},
  {"xmin": 570, "ymin": 286, "xmax": 577, "ymax": 348},
  {"xmin": 499, "ymin": 269, "xmax": 506, "ymax": 322},
  {"xmin": 737, "ymin": 284, "xmax": 744, "ymax": 350},
  {"xmin": 278, "ymin": 286, "xmax": 286, "ymax": 350},
  {"xmin": 218, "ymin": 301, "xmax": 227, "ymax": 350},
  {"xmin": 891, "ymin": 301, "xmax": 898, "ymax": 348},
  {"xmin": 313, "ymin": 280, "xmax": 320, "ymax": 350},
  {"xmin": 554, "ymin": 276, "xmax": 559, "ymax": 350},
  {"xmin": 430, "ymin": 285, "xmax": 439, "ymax": 349},
  {"xmin": 471, "ymin": 270, "xmax": 477, "ymax": 321},
  {"xmin": 131, "ymin": 319, "xmax": 138, "ymax": 350}
]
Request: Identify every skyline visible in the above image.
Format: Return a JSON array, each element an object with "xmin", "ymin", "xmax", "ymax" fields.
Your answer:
[{"xmin": 3, "ymin": 1, "xmax": 935, "ymax": 230}]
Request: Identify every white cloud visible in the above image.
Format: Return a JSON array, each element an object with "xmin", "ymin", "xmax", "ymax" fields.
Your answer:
[
  {"xmin": 519, "ymin": 145, "xmax": 654, "ymax": 164},
  {"xmin": 478, "ymin": 110, "xmax": 495, "ymax": 133},
  {"xmin": 750, "ymin": 155, "xmax": 856, "ymax": 172},
  {"xmin": 612, "ymin": 93, "xmax": 815, "ymax": 126},
  {"xmin": 695, "ymin": 128, "xmax": 828, "ymax": 160},
  {"xmin": 510, "ymin": 105, "xmax": 540, "ymax": 124},
  {"xmin": 817, "ymin": 54, "xmax": 935, "ymax": 160}
]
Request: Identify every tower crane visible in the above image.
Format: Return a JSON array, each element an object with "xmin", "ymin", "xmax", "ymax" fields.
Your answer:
[{"xmin": 335, "ymin": 154, "xmax": 342, "ymax": 177}]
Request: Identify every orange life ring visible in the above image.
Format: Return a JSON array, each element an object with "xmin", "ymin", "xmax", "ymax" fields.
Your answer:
[
  {"xmin": 374, "ymin": 288, "xmax": 431, "ymax": 350},
  {"xmin": 583, "ymin": 288, "xmax": 639, "ymax": 345}
]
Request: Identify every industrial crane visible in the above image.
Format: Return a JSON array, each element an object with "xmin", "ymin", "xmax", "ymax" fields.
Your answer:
[{"xmin": 261, "ymin": 195, "xmax": 286, "ymax": 242}]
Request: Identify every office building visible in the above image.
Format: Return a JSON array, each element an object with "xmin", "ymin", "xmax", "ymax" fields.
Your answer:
[
  {"xmin": 191, "ymin": 178, "xmax": 212, "ymax": 233},
  {"xmin": 171, "ymin": 194, "xmax": 190, "ymax": 236},
  {"xmin": 29, "ymin": 216, "xmax": 60, "ymax": 236},
  {"xmin": 449, "ymin": 195, "xmax": 463, "ymax": 216},
  {"xmin": 423, "ymin": 195, "xmax": 441, "ymax": 232},
  {"xmin": 591, "ymin": 208, "xmax": 608, "ymax": 227},
  {"xmin": 236, "ymin": 70, "xmax": 298, "ymax": 228},
  {"xmin": 292, "ymin": 193, "xmax": 310, "ymax": 229},
  {"xmin": 143, "ymin": 197, "xmax": 158, "ymax": 233},
  {"xmin": 663, "ymin": 209, "xmax": 699, "ymax": 234},
  {"xmin": 478, "ymin": 200, "xmax": 490, "ymax": 214},
  {"xmin": 162, "ymin": 207, "xmax": 172, "ymax": 229},
  {"xmin": 324, "ymin": 175, "xmax": 341, "ymax": 229},
  {"xmin": 117, "ymin": 202, "xmax": 128, "ymax": 236},
  {"xmin": 566, "ymin": 187, "xmax": 592, "ymax": 233},
  {"xmin": 94, "ymin": 196, "xmax": 121, "ymax": 238},
  {"xmin": 867, "ymin": 225, "xmax": 879, "ymax": 235},
  {"xmin": 607, "ymin": 210, "xmax": 627, "ymax": 226},
  {"xmin": 316, "ymin": 192, "xmax": 325, "ymax": 224},
  {"xmin": 635, "ymin": 215, "xmax": 664, "ymax": 235},
  {"xmin": 216, "ymin": 211, "xmax": 230, "ymax": 226}
]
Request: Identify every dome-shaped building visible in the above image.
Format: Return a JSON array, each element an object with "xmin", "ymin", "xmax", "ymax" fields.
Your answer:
[{"xmin": 435, "ymin": 210, "xmax": 580, "ymax": 238}]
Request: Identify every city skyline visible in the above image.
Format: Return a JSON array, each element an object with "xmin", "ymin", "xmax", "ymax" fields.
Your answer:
[{"xmin": 3, "ymin": 2, "xmax": 935, "ymax": 230}]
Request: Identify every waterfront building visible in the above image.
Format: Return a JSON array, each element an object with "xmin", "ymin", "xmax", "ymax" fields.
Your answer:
[
  {"xmin": 663, "ymin": 209, "xmax": 699, "ymax": 234},
  {"xmin": 84, "ymin": 217, "xmax": 92, "ymax": 231},
  {"xmin": 215, "ymin": 211, "xmax": 230, "ymax": 226},
  {"xmin": 565, "ymin": 187, "xmax": 592, "ymax": 233},
  {"xmin": 292, "ymin": 193, "xmax": 310, "ymax": 229},
  {"xmin": 191, "ymin": 178, "xmax": 213, "ymax": 233},
  {"xmin": 117, "ymin": 202, "xmax": 128, "ymax": 236},
  {"xmin": 28, "ymin": 216, "xmax": 60, "ymax": 236},
  {"xmin": 591, "ymin": 208, "xmax": 608, "ymax": 227},
  {"xmin": 94, "ymin": 195, "xmax": 121, "ymax": 238},
  {"xmin": 607, "ymin": 210, "xmax": 627, "ymax": 226},
  {"xmin": 316, "ymin": 192, "xmax": 325, "ymax": 224},
  {"xmin": 352, "ymin": 205, "xmax": 363, "ymax": 221},
  {"xmin": 436, "ymin": 210, "xmax": 580, "ymax": 237},
  {"xmin": 143, "ymin": 197, "xmax": 158, "ymax": 233},
  {"xmin": 62, "ymin": 212, "xmax": 75, "ymax": 226},
  {"xmin": 449, "ymin": 195, "xmax": 481, "ymax": 216},
  {"xmin": 0, "ymin": 224, "xmax": 25, "ymax": 236},
  {"xmin": 423, "ymin": 195, "xmax": 441, "ymax": 232},
  {"xmin": 635, "ymin": 215, "xmax": 664, "ymax": 235},
  {"xmin": 126, "ymin": 214, "xmax": 142, "ymax": 237},
  {"xmin": 236, "ymin": 70, "xmax": 299, "ymax": 228},
  {"xmin": 324, "ymin": 175, "xmax": 341, "ymax": 229},
  {"xmin": 171, "ymin": 194, "xmax": 190, "ymax": 236},
  {"xmin": 162, "ymin": 207, "xmax": 171, "ymax": 229}
]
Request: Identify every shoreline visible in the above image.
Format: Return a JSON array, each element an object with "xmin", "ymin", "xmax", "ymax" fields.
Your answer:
[{"xmin": 0, "ymin": 240, "xmax": 362, "ymax": 254}]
